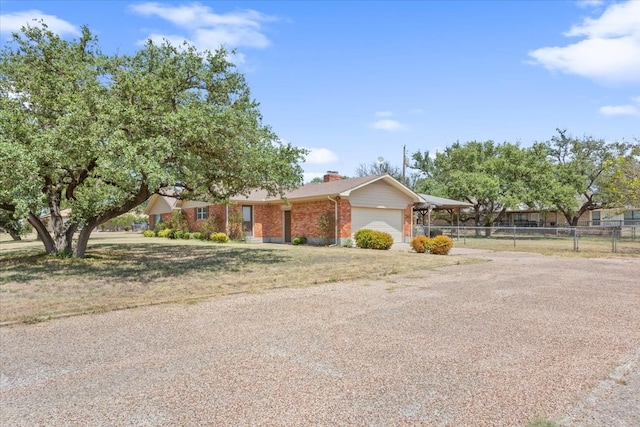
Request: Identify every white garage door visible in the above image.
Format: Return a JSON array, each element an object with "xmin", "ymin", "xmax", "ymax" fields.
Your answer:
[{"xmin": 351, "ymin": 208, "xmax": 403, "ymax": 242}]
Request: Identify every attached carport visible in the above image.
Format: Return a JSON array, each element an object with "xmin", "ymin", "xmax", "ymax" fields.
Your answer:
[{"xmin": 414, "ymin": 194, "xmax": 473, "ymax": 237}]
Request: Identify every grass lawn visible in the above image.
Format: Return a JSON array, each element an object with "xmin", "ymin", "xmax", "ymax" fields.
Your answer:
[{"xmin": 0, "ymin": 232, "xmax": 470, "ymax": 324}]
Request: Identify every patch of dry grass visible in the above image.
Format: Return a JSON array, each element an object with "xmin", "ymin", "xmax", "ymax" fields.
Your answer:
[
  {"xmin": 453, "ymin": 235, "xmax": 640, "ymax": 257},
  {"xmin": 0, "ymin": 232, "xmax": 467, "ymax": 324}
]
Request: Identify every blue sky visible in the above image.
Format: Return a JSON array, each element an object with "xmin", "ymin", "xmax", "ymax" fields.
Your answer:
[{"xmin": 1, "ymin": 1, "xmax": 639, "ymax": 182}]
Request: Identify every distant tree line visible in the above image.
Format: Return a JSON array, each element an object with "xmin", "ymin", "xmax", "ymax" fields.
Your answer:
[{"xmin": 409, "ymin": 130, "xmax": 639, "ymax": 227}]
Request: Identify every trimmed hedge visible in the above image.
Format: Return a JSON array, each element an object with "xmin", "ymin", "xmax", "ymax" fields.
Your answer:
[
  {"xmin": 428, "ymin": 235, "xmax": 454, "ymax": 255},
  {"xmin": 410, "ymin": 235, "xmax": 430, "ymax": 253},
  {"xmin": 292, "ymin": 236, "xmax": 307, "ymax": 245},
  {"xmin": 157, "ymin": 228, "xmax": 172, "ymax": 238},
  {"xmin": 210, "ymin": 232, "xmax": 229, "ymax": 243},
  {"xmin": 142, "ymin": 230, "xmax": 156, "ymax": 237},
  {"xmin": 354, "ymin": 229, "xmax": 394, "ymax": 250}
]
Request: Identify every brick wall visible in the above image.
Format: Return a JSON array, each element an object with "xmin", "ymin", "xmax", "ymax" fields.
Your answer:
[
  {"xmin": 291, "ymin": 200, "xmax": 334, "ymax": 239},
  {"xmin": 337, "ymin": 198, "xmax": 351, "ymax": 239},
  {"xmin": 404, "ymin": 204, "xmax": 413, "ymax": 240},
  {"xmin": 255, "ymin": 204, "xmax": 282, "ymax": 240}
]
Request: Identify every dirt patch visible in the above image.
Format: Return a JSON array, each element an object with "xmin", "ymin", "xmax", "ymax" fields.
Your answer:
[{"xmin": 1, "ymin": 249, "xmax": 638, "ymax": 426}]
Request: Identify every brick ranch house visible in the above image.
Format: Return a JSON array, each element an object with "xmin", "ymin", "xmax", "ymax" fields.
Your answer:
[{"xmin": 145, "ymin": 172, "xmax": 422, "ymax": 245}]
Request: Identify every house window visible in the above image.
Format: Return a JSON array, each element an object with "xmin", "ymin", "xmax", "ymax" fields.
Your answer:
[
  {"xmin": 196, "ymin": 207, "xmax": 208, "ymax": 221},
  {"xmin": 592, "ymin": 211, "xmax": 600, "ymax": 226},
  {"xmin": 154, "ymin": 214, "xmax": 161, "ymax": 226},
  {"xmin": 242, "ymin": 205, "xmax": 253, "ymax": 235},
  {"xmin": 624, "ymin": 210, "xmax": 640, "ymax": 225}
]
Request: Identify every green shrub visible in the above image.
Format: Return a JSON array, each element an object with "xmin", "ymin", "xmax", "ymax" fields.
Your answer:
[
  {"xmin": 410, "ymin": 235, "xmax": 430, "ymax": 253},
  {"xmin": 354, "ymin": 229, "xmax": 394, "ymax": 250},
  {"xmin": 142, "ymin": 230, "xmax": 156, "ymax": 238},
  {"xmin": 181, "ymin": 231, "xmax": 191, "ymax": 240},
  {"xmin": 342, "ymin": 238, "xmax": 353, "ymax": 248},
  {"xmin": 200, "ymin": 213, "xmax": 223, "ymax": 237},
  {"xmin": 292, "ymin": 236, "xmax": 307, "ymax": 245},
  {"xmin": 174, "ymin": 230, "xmax": 184, "ymax": 239},
  {"xmin": 192, "ymin": 232, "xmax": 203, "ymax": 240},
  {"xmin": 157, "ymin": 228, "xmax": 172, "ymax": 238},
  {"xmin": 228, "ymin": 211, "xmax": 244, "ymax": 240},
  {"xmin": 428, "ymin": 235, "xmax": 454, "ymax": 255},
  {"xmin": 166, "ymin": 210, "xmax": 189, "ymax": 233},
  {"xmin": 154, "ymin": 221, "xmax": 166, "ymax": 234},
  {"xmin": 210, "ymin": 232, "xmax": 229, "ymax": 243}
]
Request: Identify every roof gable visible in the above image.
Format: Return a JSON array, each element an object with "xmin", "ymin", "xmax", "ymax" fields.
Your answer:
[{"xmin": 233, "ymin": 174, "xmax": 421, "ymax": 203}]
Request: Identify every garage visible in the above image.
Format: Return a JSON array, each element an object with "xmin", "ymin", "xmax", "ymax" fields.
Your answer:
[{"xmin": 351, "ymin": 207, "xmax": 404, "ymax": 243}]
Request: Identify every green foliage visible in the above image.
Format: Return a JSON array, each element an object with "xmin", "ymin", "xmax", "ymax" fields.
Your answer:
[
  {"xmin": 317, "ymin": 210, "xmax": 335, "ymax": 245},
  {"xmin": 412, "ymin": 140, "xmax": 546, "ymax": 227},
  {"xmin": 210, "ymin": 232, "xmax": 229, "ymax": 243},
  {"xmin": 142, "ymin": 230, "xmax": 155, "ymax": 237},
  {"xmin": 292, "ymin": 236, "xmax": 307, "ymax": 245},
  {"xmin": 540, "ymin": 129, "xmax": 638, "ymax": 225},
  {"xmin": 154, "ymin": 221, "xmax": 167, "ymax": 234},
  {"xmin": 0, "ymin": 210, "xmax": 31, "ymax": 240},
  {"xmin": 342, "ymin": 238, "xmax": 353, "ymax": 248},
  {"xmin": 410, "ymin": 235, "xmax": 430, "ymax": 253},
  {"xmin": 174, "ymin": 230, "xmax": 184, "ymax": 239},
  {"xmin": 166, "ymin": 211, "xmax": 189, "ymax": 232},
  {"xmin": 228, "ymin": 211, "xmax": 244, "ymax": 240},
  {"xmin": 200, "ymin": 213, "xmax": 223, "ymax": 238},
  {"xmin": 354, "ymin": 229, "xmax": 394, "ymax": 250},
  {"xmin": 192, "ymin": 232, "xmax": 203, "ymax": 240},
  {"xmin": 181, "ymin": 231, "xmax": 191, "ymax": 240},
  {"xmin": 428, "ymin": 235, "xmax": 454, "ymax": 255},
  {"xmin": 157, "ymin": 228, "xmax": 172, "ymax": 238},
  {"xmin": 0, "ymin": 23, "xmax": 306, "ymax": 257}
]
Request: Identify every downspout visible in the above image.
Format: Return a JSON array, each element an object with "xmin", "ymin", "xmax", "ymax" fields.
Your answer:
[
  {"xmin": 328, "ymin": 196, "xmax": 338, "ymax": 246},
  {"xmin": 225, "ymin": 204, "xmax": 229, "ymax": 235}
]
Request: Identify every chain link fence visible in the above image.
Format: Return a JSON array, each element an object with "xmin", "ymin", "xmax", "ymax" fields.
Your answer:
[{"xmin": 414, "ymin": 225, "xmax": 639, "ymax": 255}]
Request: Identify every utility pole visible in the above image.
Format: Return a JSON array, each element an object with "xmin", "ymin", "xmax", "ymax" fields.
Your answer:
[{"xmin": 402, "ymin": 144, "xmax": 406, "ymax": 185}]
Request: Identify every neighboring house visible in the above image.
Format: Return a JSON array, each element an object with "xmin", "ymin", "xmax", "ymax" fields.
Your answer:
[
  {"xmin": 145, "ymin": 172, "xmax": 422, "ymax": 244},
  {"xmin": 500, "ymin": 207, "xmax": 640, "ymax": 227}
]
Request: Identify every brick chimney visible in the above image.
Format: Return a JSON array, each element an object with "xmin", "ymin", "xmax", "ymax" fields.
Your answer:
[{"xmin": 323, "ymin": 171, "xmax": 341, "ymax": 182}]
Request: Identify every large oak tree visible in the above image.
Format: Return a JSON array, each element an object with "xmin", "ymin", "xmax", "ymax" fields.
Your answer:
[
  {"xmin": 0, "ymin": 24, "xmax": 306, "ymax": 257},
  {"xmin": 542, "ymin": 129, "xmax": 637, "ymax": 226}
]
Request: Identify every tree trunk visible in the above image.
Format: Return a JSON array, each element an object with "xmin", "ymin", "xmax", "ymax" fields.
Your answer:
[
  {"xmin": 7, "ymin": 230, "xmax": 21, "ymax": 241},
  {"xmin": 74, "ymin": 224, "xmax": 94, "ymax": 258},
  {"xmin": 28, "ymin": 213, "xmax": 55, "ymax": 253},
  {"xmin": 73, "ymin": 185, "xmax": 152, "ymax": 258}
]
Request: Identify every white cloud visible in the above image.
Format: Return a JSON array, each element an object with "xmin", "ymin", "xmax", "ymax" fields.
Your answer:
[
  {"xmin": 375, "ymin": 111, "xmax": 393, "ymax": 117},
  {"xmin": 599, "ymin": 105, "xmax": 639, "ymax": 116},
  {"xmin": 0, "ymin": 10, "xmax": 79, "ymax": 36},
  {"xmin": 372, "ymin": 119, "xmax": 405, "ymax": 131},
  {"xmin": 576, "ymin": 0, "xmax": 604, "ymax": 8},
  {"xmin": 528, "ymin": 1, "xmax": 640, "ymax": 85},
  {"xmin": 129, "ymin": 2, "xmax": 278, "ymax": 52},
  {"xmin": 303, "ymin": 148, "xmax": 339, "ymax": 164},
  {"xmin": 599, "ymin": 96, "xmax": 640, "ymax": 116}
]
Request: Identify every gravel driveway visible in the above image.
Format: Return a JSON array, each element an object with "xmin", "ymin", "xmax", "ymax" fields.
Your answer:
[{"xmin": 1, "ymin": 249, "xmax": 639, "ymax": 426}]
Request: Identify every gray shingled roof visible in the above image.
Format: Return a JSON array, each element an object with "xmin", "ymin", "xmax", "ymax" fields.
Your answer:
[
  {"xmin": 415, "ymin": 194, "xmax": 473, "ymax": 210},
  {"xmin": 233, "ymin": 174, "xmax": 420, "ymax": 203}
]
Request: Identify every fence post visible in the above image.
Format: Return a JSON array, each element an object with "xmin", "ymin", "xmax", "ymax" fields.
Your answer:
[
  {"xmin": 611, "ymin": 227, "xmax": 619, "ymax": 253},
  {"xmin": 513, "ymin": 226, "xmax": 516, "ymax": 247},
  {"xmin": 573, "ymin": 227, "xmax": 579, "ymax": 251}
]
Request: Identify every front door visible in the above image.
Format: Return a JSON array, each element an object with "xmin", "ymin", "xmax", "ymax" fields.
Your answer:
[{"xmin": 284, "ymin": 210, "xmax": 291, "ymax": 243}]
